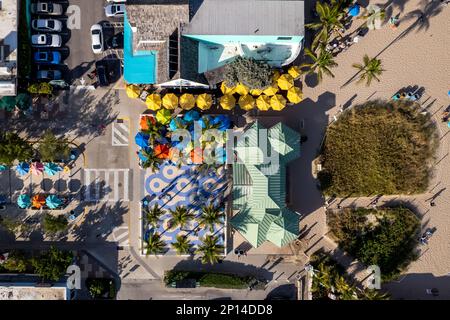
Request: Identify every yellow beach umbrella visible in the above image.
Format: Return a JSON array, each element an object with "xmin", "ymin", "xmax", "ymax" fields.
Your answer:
[
  {"xmin": 196, "ymin": 93, "xmax": 213, "ymax": 110},
  {"xmin": 179, "ymin": 93, "xmax": 196, "ymax": 110},
  {"xmin": 162, "ymin": 93, "xmax": 178, "ymax": 110},
  {"xmin": 146, "ymin": 93, "xmax": 161, "ymax": 111},
  {"xmin": 263, "ymin": 83, "xmax": 279, "ymax": 96},
  {"xmin": 273, "ymin": 70, "xmax": 281, "ymax": 81},
  {"xmin": 256, "ymin": 95, "xmax": 271, "ymax": 111},
  {"xmin": 288, "ymin": 66, "xmax": 302, "ymax": 79},
  {"xmin": 250, "ymin": 88, "xmax": 263, "ymax": 96},
  {"xmin": 277, "ymin": 74, "xmax": 294, "ymax": 90},
  {"xmin": 270, "ymin": 94, "xmax": 287, "ymax": 111},
  {"xmin": 219, "ymin": 94, "xmax": 236, "ymax": 110},
  {"xmin": 287, "ymin": 87, "xmax": 303, "ymax": 104},
  {"xmin": 220, "ymin": 82, "xmax": 235, "ymax": 95},
  {"xmin": 126, "ymin": 84, "xmax": 140, "ymax": 99},
  {"xmin": 235, "ymin": 83, "xmax": 249, "ymax": 96},
  {"xmin": 239, "ymin": 95, "xmax": 255, "ymax": 111}
]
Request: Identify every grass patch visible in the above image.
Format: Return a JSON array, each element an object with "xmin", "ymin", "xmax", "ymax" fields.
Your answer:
[
  {"xmin": 17, "ymin": 0, "xmax": 32, "ymax": 91},
  {"xmin": 164, "ymin": 270, "xmax": 255, "ymax": 289},
  {"xmin": 319, "ymin": 100, "xmax": 438, "ymax": 196},
  {"xmin": 327, "ymin": 207, "xmax": 420, "ymax": 281}
]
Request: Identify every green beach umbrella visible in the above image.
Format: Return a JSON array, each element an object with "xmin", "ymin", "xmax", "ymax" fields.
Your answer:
[{"xmin": 156, "ymin": 108, "xmax": 172, "ymax": 125}]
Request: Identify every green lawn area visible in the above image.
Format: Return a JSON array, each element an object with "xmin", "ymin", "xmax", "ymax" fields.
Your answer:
[
  {"xmin": 319, "ymin": 100, "xmax": 438, "ymax": 197},
  {"xmin": 327, "ymin": 207, "xmax": 420, "ymax": 281}
]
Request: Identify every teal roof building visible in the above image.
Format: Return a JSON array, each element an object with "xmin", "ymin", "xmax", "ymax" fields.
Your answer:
[{"xmin": 231, "ymin": 121, "xmax": 301, "ymax": 248}]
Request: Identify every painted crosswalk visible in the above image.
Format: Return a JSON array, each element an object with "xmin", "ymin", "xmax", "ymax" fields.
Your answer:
[
  {"xmin": 112, "ymin": 118, "xmax": 130, "ymax": 146},
  {"xmin": 112, "ymin": 226, "xmax": 129, "ymax": 247},
  {"xmin": 83, "ymin": 169, "xmax": 130, "ymax": 202}
]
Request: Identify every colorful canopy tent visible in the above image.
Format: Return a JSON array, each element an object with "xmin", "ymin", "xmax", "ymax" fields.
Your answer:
[
  {"xmin": 162, "ymin": 93, "xmax": 178, "ymax": 110},
  {"xmin": 135, "ymin": 132, "xmax": 150, "ymax": 148},
  {"xmin": 154, "ymin": 144, "xmax": 170, "ymax": 159},
  {"xmin": 196, "ymin": 93, "xmax": 213, "ymax": 110},
  {"xmin": 0, "ymin": 164, "xmax": 7, "ymax": 171},
  {"xmin": 235, "ymin": 83, "xmax": 249, "ymax": 96},
  {"xmin": 190, "ymin": 147, "xmax": 204, "ymax": 164},
  {"xmin": 348, "ymin": 4, "xmax": 360, "ymax": 17},
  {"xmin": 140, "ymin": 115, "xmax": 156, "ymax": 131},
  {"xmin": 263, "ymin": 83, "xmax": 278, "ymax": 96},
  {"xmin": 156, "ymin": 108, "xmax": 172, "ymax": 125},
  {"xmin": 0, "ymin": 96, "xmax": 16, "ymax": 111},
  {"xmin": 270, "ymin": 94, "xmax": 287, "ymax": 111},
  {"xmin": 256, "ymin": 95, "xmax": 271, "ymax": 111},
  {"xmin": 15, "ymin": 94, "xmax": 31, "ymax": 110},
  {"xmin": 138, "ymin": 149, "xmax": 149, "ymax": 162},
  {"xmin": 277, "ymin": 74, "xmax": 294, "ymax": 90},
  {"xmin": 288, "ymin": 66, "xmax": 301, "ymax": 79},
  {"xmin": 220, "ymin": 82, "xmax": 235, "ymax": 95},
  {"xmin": 17, "ymin": 194, "xmax": 31, "ymax": 209},
  {"xmin": 44, "ymin": 163, "xmax": 62, "ymax": 176},
  {"xmin": 16, "ymin": 162, "xmax": 30, "ymax": 176},
  {"xmin": 183, "ymin": 110, "xmax": 200, "ymax": 123},
  {"xmin": 126, "ymin": 84, "xmax": 140, "ymax": 99},
  {"xmin": 239, "ymin": 95, "xmax": 255, "ymax": 111},
  {"xmin": 46, "ymin": 195, "xmax": 62, "ymax": 209},
  {"xmin": 32, "ymin": 195, "xmax": 46, "ymax": 209},
  {"xmin": 287, "ymin": 87, "xmax": 303, "ymax": 104},
  {"xmin": 231, "ymin": 122, "xmax": 301, "ymax": 248},
  {"xmin": 31, "ymin": 162, "xmax": 44, "ymax": 175},
  {"xmin": 169, "ymin": 118, "xmax": 186, "ymax": 131},
  {"xmin": 211, "ymin": 115, "xmax": 231, "ymax": 131},
  {"xmin": 146, "ymin": 94, "xmax": 161, "ymax": 111},
  {"xmin": 250, "ymin": 88, "xmax": 263, "ymax": 96},
  {"xmin": 179, "ymin": 93, "xmax": 196, "ymax": 110},
  {"xmin": 219, "ymin": 94, "xmax": 236, "ymax": 111}
]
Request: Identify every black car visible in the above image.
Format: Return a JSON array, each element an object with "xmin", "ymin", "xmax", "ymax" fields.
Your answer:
[
  {"xmin": 107, "ymin": 32, "xmax": 124, "ymax": 49},
  {"xmin": 95, "ymin": 62, "xmax": 109, "ymax": 87}
]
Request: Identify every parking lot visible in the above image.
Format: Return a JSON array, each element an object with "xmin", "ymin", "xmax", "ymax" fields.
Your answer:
[{"xmin": 30, "ymin": 0, "xmax": 124, "ymax": 86}]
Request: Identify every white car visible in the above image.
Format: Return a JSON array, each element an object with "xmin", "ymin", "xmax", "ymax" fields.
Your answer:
[
  {"xmin": 31, "ymin": 2, "xmax": 64, "ymax": 15},
  {"xmin": 37, "ymin": 70, "xmax": 62, "ymax": 80},
  {"xmin": 105, "ymin": 4, "xmax": 125, "ymax": 17},
  {"xmin": 90, "ymin": 24, "xmax": 104, "ymax": 54},
  {"xmin": 31, "ymin": 34, "xmax": 62, "ymax": 47},
  {"xmin": 106, "ymin": 0, "xmax": 126, "ymax": 3},
  {"xmin": 32, "ymin": 19, "xmax": 63, "ymax": 32}
]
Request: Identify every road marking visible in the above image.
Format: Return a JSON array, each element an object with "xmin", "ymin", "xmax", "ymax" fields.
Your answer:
[
  {"xmin": 112, "ymin": 118, "xmax": 130, "ymax": 146},
  {"xmin": 83, "ymin": 169, "xmax": 130, "ymax": 202},
  {"xmin": 112, "ymin": 226, "xmax": 129, "ymax": 247}
]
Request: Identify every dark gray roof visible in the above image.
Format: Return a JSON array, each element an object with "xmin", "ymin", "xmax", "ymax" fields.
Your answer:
[{"xmin": 182, "ymin": 0, "xmax": 305, "ymax": 36}]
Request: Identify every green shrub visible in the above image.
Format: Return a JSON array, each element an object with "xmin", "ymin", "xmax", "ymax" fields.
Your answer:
[
  {"xmin": 224, "ymin": 56, "xmax": 273, "ymax": 90},
  {"xmin": 320, "ymin": 100, "xmax": 438, "ymax": 196},
  {"xmin": 38, "ymin": 130, "xmax": 71, "ymax": 162},
  {"xmin": 164, "ymin": 270, "xmax": 254, "ymax": 289},
  {"xmin": 0, "ymin": 251, "xmax": 28, "ymax": 273},
  {"xmin": 86, "ymin": 278, "xmax": 116, "ymax": 299},
  {"xmin": 0, "ymin": 132, "xmax": 33, "ymax": 165},
  {"xmin": 42, "ymin": 214, "xmax": 68, "ymax": 234},
  {"xmin": 31, "ymin": 246, "xmax": 73, "ymax": 282}
]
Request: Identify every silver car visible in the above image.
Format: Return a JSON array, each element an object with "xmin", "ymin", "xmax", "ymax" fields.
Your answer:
[
  {"xmin": 32, "ymin": 19, "xmax": 63, "ymax": 32},
  {"xmin": 37, "ymin": 70, "xmax": 62, "ymax": 80},
  {"xmin": 105, "ymin": 4, "xmax": 125, "ymax": 17},
  {"xmin": 31, "ymin": 2, "xmax": 64, "ymax": 15},
  {"xmin": 31, "ymin": 34, "xmax": 62, "ymax": 48}
]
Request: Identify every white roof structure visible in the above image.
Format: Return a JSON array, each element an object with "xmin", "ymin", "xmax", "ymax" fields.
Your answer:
[{"xmin": 0, "ymin": 0, "xmax": 17, "ymax": 96}]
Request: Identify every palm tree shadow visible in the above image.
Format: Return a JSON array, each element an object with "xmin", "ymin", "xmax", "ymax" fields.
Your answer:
[{"xmin": 304, "ymin": 72, "xmax": 319, "ymax": 88}]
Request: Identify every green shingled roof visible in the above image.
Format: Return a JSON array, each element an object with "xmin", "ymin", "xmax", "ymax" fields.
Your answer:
[{"xmin": 231, "ymin": 121, "xmax": 301, "ymax": 248}]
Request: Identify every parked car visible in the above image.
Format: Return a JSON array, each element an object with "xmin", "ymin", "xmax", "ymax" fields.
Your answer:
[
  {"xmin": 106, "ymin": 0, "xmax": 126, "ymax": 3},
  {"xmin": 31, "ymin": 2, "xmax": 64, "ymax": 15},
  {"xmin": 107, "ymin": 32, "xmax": 124, "ymax": 49},
  {"xmin": 31, "ymin": 34, "xmax": 62, "ymax": 47},
  {"xmin": 32, "ymin": 19, "xmax": 63, "ymax": 32},
  {"xmin": 37, "ymin": 70, "xmax": 62, "ymax": 80},
  {"xmin": 105, "ymin": 3, "xmax": 125, "ymax": 17},
  {"xmin": 34, "ymin": 51, "xmax": 62, "ymax": 64},
  {"xmin": 90, "ymin": 24, "xmax": 104, "ymax": 54},
  {"xmin": 96, "ymin": 63, "xmax": 109, "ymax": 87}
]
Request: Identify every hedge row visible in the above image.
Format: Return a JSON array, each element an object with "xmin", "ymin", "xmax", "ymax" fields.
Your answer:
[{"xmin": 164, "ymin": 270, "xmax": 254, "ymax": 289}]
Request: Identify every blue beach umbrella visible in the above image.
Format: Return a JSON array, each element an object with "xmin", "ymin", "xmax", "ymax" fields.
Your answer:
[
  {"xmin": 138, "ymin": 149, "xmax": 149, "ymax": 162},
  {"xmin": 44, "ymin": 162, "xmax": 62, "ymax": 176},
  {"xmin": 135, "ymin": 132, "xmax": 150, "ymax": 149},
  {"xmin": 349, "ymin": 4, "xmax": 360, "ymax": 17},
  {"xmin": 16, "ymin": 162, "xmax": 30, "ymax": 176},
  {"xmin": 212, "ymin": 115, "xmax": 231, "ymax": 131},
  {"xmin": 183, "ymin": 110, "xmax": 200, "ymax": 123},
  {"xmin": 46, "ymin": 195, "xmax": 62, "ymax": 209},
  {"xmin": 17, "ymin": 194, "xmax": 31, "ymax": 208},
  {"xmin": 169, "ymin": 118, "xmax": 186, "ymax": 132}
]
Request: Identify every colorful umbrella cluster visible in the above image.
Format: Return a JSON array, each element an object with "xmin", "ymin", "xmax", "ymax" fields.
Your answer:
[{"xmin": 17, "ymin": 194, "xmax": 62, "ymax": 209}]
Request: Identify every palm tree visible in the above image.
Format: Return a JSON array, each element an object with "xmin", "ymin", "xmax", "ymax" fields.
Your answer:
[
  {"xmin": 360, "ymin": 288, "xmax": 390, "ymax": 300},
  {"xmin": 334, "ymin": 275, "xmax": 358, "ymax": 300},
  {"xmin": 314, "ymin": 262, "xmax": 334, "ymax": 291},
  {"xmin": 198, "ymin": 204, "xmax": 224, "ymax": 233},
  {"xmin": 352, "ymin": 55, "xmax": 384, "ymax": 86},
  {"xmin": 171, "ymin": 234, "xmax": 192, "ymax": 255},
  {"xmin": 301, "ymin": 48, "xmax": 338, "ymax": 83},
  {"xmin": 141, "ymin": 148, "xmax": 163, "ymax": 171},
  {"xmin": 359, "ymin": 4, "xmax": 386, "ymax": 30},
  {"xmin": 168, "ymin": 206, "xmax": 194, "ymax": 229},
  {"xmin": 145, "ymin": 232, "xmax": 166, "ymax": 255},
  {"xmin": 144, "ymin": 203, "xmax": 164, "ymax": 227},
  {"xmin": 306, "ymin": 1, "xmax": 345, "ymax": 50},
  {"xmin": 195, "ymin": 235, "xmax": 224, "ymax": 265}
]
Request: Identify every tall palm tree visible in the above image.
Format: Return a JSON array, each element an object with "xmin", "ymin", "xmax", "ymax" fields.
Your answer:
[
  {"xmin": 171, "ymin": 234, "xmax": 193, "ymax": 255},
  {"xmin": 145, "ymin": 232, "xmax": 166, "ymax": 255},
  {"xmin": 352, "ymin": 55, "xmax": 384, "ymax": 86},
  {"xmin": 144, "ymin": 203, "xmax": 164, "ymax": 227},
  {"xmin": 360, "ymin": 288, "xmax": 390, "ymax": 300},
  {"xmin": 334, "ymin": 275, "xmax": 358, "ymax": 300},
  {"xmin": 198, "ymin": 204, "xmax": 224, "ymax": 233},
  {"xmin": 195, "ymin": 235, "xmax": 224, "ymax": 265},
  {"xmin": 141, "ymin": 148, "xmax": 163, "ymax": 171},
  {"xmin": 306, "ymin": 1, "xmax": 345, "ymax": 50},
  {"xmin": 301, "ymin": 48, "xmax": 338, "ymax": 83},
  {"xmin": 168, "ymin": 206, "xmax": 194, "ymax": 230},
  {"xmin": 359, "ymin": 4, "xmax": 386, "ymax": 30}
]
